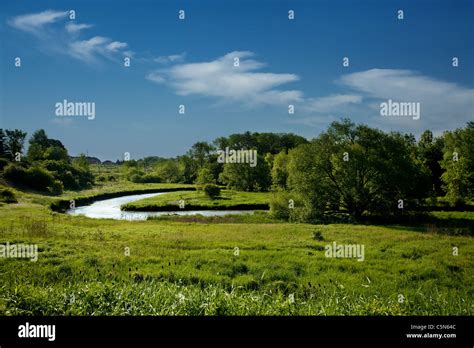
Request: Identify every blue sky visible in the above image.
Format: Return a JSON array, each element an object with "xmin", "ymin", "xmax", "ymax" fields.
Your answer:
[{"xmin": 1, "ymin": 0, "xmax": 473, "ymax": 160}]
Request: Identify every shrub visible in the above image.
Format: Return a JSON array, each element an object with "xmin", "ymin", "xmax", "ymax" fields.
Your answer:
[
  {"xmin": 0, "ymin": 158, "xmax": 9, "ymax": 171},
  {"xmin": 4, "ymin": 163, "xmax": 55, "ymax": 192},
  {"xmin": 48, "ymin": 180, "xmax": 64, "ymax": 195},
  {"xmin": 0, "ymin": 188, "xmax": 17, "ymax": 203},
  {"xmin": 3, "ymin": 163, "xmax": 27, "ymax": 182},
  {"xmin": 203, "ymin": 184, "xmax": 221, "ymax": 199},
  {"xmin": 24, "ymin": 166, "xmax": 55, "ymax": 191},
  {"xmin": 139, "ymin": 174, "xmax": 162, "ymax": 183},
  {"xmin": 43, "ymin": 160, "xmax": 94, "ymax": 189},
  {"xmin": 312, "ymin": 230, "xmax": 324, "ymax": 241},
  {"xmin": 269, "ymin": 192, "xmax": 291, "ymax": 221},
  {"xmin": 129, "ymin": 174, "xmax": 142, "ymax": 183}
]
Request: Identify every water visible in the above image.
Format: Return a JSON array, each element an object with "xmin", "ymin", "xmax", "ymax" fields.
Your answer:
[{"xmin": 66, "ymin": 192, "xmax": 255, "ymax": 220}]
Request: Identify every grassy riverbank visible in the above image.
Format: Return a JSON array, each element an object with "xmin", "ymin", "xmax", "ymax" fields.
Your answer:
[
  {"xmin": 122, "ymin": 189, "xmax": 270, "ymax": 211},
  {"xmin": 0, "ymin": 185, "xmax": 473, "ymax": 315}
]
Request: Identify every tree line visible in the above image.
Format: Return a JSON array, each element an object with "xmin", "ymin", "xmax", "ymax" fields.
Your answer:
[{"xmin": 1, "ymin": 121, "xmax": 472, "ymax": 222}]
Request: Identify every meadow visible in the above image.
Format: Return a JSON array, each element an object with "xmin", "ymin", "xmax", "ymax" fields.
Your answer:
[
  {"xmin": 0, "ymin": 183, "xmax": 472, "ymax": 315},
  {"xmin": 122, "ymin": 189, "xmax": 270, "ymax": 211}
]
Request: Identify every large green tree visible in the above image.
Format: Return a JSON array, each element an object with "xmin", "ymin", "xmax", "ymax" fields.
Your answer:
[
  {"xmin": 5, "ymin": 129, "xmax": 27, "ymax": 160},
  {"xmin": 440, "ymin": 122, "xmax": 474, "ymax": 206},
  {"xmin": 417, "ymin": 130, "xmax": 445, "ymax": 195},
  {"xmin": 219, "ymin": 155, "xmax": 271, "ymax": 191},
  {"xmin": 287, "ymin": 120, "xmax": 430, "ymax": 221}
]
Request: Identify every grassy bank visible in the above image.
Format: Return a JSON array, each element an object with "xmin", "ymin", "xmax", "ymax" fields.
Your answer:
[
  {"xmin": 0, "ymin": 192, "xmax": 473, "ymax": 315},
  {"xmin": 122, "ymin": 189, "xmax": 270, "ymax": 211}
]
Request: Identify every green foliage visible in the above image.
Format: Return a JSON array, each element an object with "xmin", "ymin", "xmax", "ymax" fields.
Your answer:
[
  {"xmin": 130, "ymin": 173, "xmax": 162, "ymax": 183},
  {"xmin": 43, "ymin": 146, "xmax": 69, "ymax": 161},
  {"xmin": 0, "ymin": 187, "xmax": 17, "ymax": 203},
  {"xmin": 48, "ymin": 180, "xmax": 64, "ymax": 195},
  {"xmin": 271, "ymin": 151, "xmax": 289, "ymax": 190},
  {"xmin": 4, "ymin": 129, "xmax": 27, "ymax": 160},
  {"xmin": 269, "ymin": 192, "xmax": 292, "ymax": 221},
  {"xmin": 417, "ymin": 130, "xmax": 445, "ymax": 195},
  {"xmin": 219, "ymin": 155, "xmax": 271, "ymax": 192},
  {"xmin": 27, "ymin": 129, "xmax": 67, "ymax": 161},
  {"xmin": 213, "ymin": 131, "xmax": 308, "ymax": 155},
  {"xmin": 0, "ymin": 129, "xmax": 7, "ymax": 158},
  {"xmin": 73, "ymin": 153, "xmax": 90, "ymax": 171},
  {"xmin": 196, "ymin": 167, "xmax": 215, "ymax": 185},
  {"xmin": 43, "ymin": 160, "xmax": 94, "ymax": 190},
  {"xmin": 440, "ymin": 122, "xmax": 474, "ymax": 206},
  {"xmin": 203, "ymin": 184, "xmax": 221, "ymax": 199},
  {"xmin": 155, "ymin": 160, "xmax": 183, "ymax": 183},
  {"xmin": 0, "ymin": 157, "xmax": 9, "ymax": 171},
  {"xmin": 287, "ymin": 120, "xmax": 431, "ymax": 221}
]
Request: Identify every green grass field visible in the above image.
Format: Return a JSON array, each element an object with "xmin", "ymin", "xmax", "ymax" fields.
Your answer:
[
  {"xmin": 122, "ymin": 189, "xmax": 270, "ymax": 211},
  {"xmin": 0, "ymin": 184, "xmax": 473, "ymax": 315}
]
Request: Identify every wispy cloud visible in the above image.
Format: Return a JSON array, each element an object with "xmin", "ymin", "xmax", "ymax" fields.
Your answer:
[
  {"xmin": 283, "ymin": 68, "xmax": 474, "ymax": 133},
  {"xmin": 8, "ymin": 10, "xmax": 130, "ymax": 64},
  {"xmin": 147, "ymin": 51, "xmax": 302, "ymax": 106},
  {"xmin": 338, "ymin": 69, "xmax": 474, "ymax": 130},
  {"xmin": 8, "ymin": 10, "xmax": 68, "ymax": 34},
  {"xmin": 65, "ymin": 22, "xmax": 93, "ymax": 34},
  {"xmin": 154, "ymin": 53, "xmax": 186, "ymax": 64},
  {"xmin": 305, "ymin": 94, "xmax": 362, "ymax": 112}
]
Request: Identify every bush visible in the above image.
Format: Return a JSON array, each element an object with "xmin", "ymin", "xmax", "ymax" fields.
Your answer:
[
  {"xmin": 4, "ymin": 163, "xmax": 55, "ymax": 192},
  {"xmin": 269, "ymin": 192, "xmax": 291, "ymax": 221},
  {"xmin": 0, "ymin": 158, "xmax": 9, "ymax": 171},
  {"xmin": 43, "ymin": 160, "xmax": 94, "ymax": 189},
  {"xmin": 203, "ymin": 184, "xmax": 221, "ymax": 199},
  {"xmin": 0, "ymin": 188, "xmax": 17, "ymax": 203},
  {"xmin": 24, "ymin": 166, "xmax": 55, "ymax": 191},
  {"xmin": 130, "ymin": 173, "xmax": 161, "ymax": 183},
  {"xmin": 3, "ymin": 163, "xmax": 27, "ymax": 182},
  {"xmin": 48, "ymin": 180, "xmax": 64, "ymax": 195}
]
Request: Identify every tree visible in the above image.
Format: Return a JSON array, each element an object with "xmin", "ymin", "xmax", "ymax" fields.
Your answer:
[
  {"xmin": 271, "ymin": 151, "xmax": 289, "ymax": 190},
  {"xmin": 196, "ymin": 166, "xmax": 216, "ymax": 185},
  {"xmin": 44, "ymin": 146, "xmax": 69, "ymax": 161},
  {"xmin": 287, "ymin": 119, "xmax": 430, "ymax": 221},
  {"xmin": 5, "ymin": 129, "xmax": 27, "ymax": 160},
  {"xmin": 27, "ymin": 129, "xmax": 66, "ymax": 161},
  {"xmin": 219, "ymin": 155, "xmax": 271, "ymax": 191},
  {"xmin": 417, "ymin": 130, "xmax": 445, "ymax": 195},
  {"xmin": 440, "ymin": 122, "xmax": 474, "ymax": 206},
  {"xmin": 156, "ymin": 160, "xmax": 183, "ymax": 183},
  {"xmin": 187, "ymin": 141, "xmax": 214, "ymax": 168},
  {"xmin": 0, "ymin": 129, "xmax": 7, "ymax": 158},
  {"xmin": 73, "ymin": 153, "xmax": 90, "ymax": 171}
]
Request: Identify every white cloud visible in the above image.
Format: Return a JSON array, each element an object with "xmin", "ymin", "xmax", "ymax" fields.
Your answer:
[
  {"xmin": 65, "ymin": 22, "xmax": 93, "ymax": 34},
  {"xmin": 106, "ymin": 41, "xmax": 128, "ymax": 52},
  {"xmin": 154, "ymin": 53, "xmax": 186, "ymax": 64},
  {"xmin": 9, "ymin": 10, "xmax": 130, "ymax": 64},
  {"xmin": 9, "ymin": 10, "xmax": 68, "ymax": 34},
  {"xmin": 147, "ymin": 51, "xmax": 302, "ymax": 106},
  {"xmin": 305, "ymin": 94, "xmax": 362, "ymax": 112},
  {"xmin": 68, "ymin": 36, "xmax": 110, "ymax": 63},
  {"xmin": 146, "ymin": 71, "xmax": 166, "ymax": 84},
  {"xmin": 338, "ymin": 69, "xmax": 474, "ymax": 130}
]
